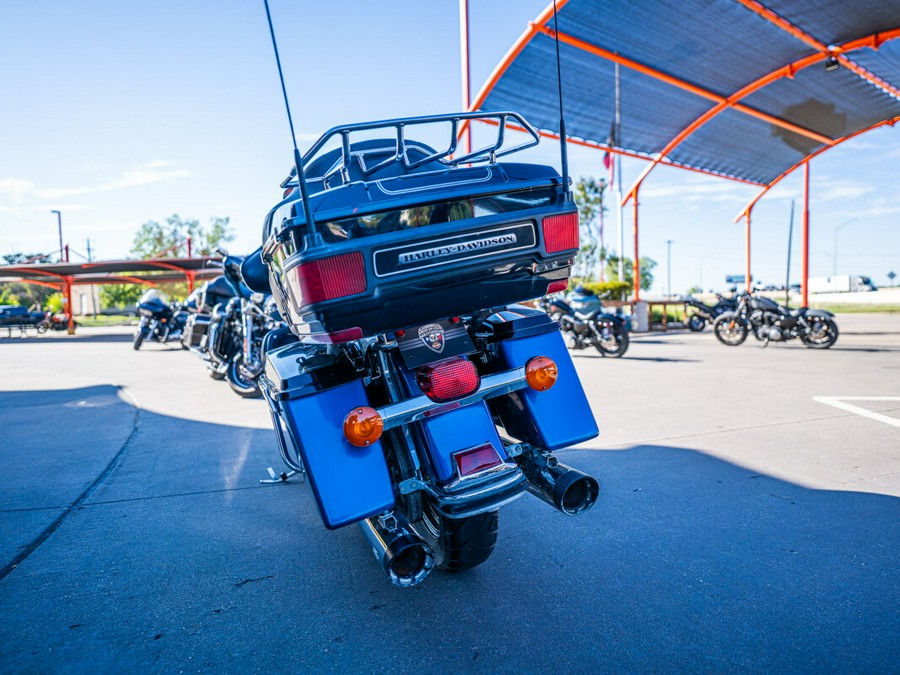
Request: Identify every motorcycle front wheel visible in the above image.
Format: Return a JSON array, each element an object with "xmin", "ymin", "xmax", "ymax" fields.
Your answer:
[
  {"xmin": 594, "ymin": 322, "xmax": 629, "ymax": 357},
  {"xmin": 687, "ymin": 314, "xmax": 706, "ymax": 332},
  {"xmin": 226, "ymin": 353, "xmax": 262, "ymax": 398},
  {"xmin": 133, "ymin": 325, "xmax": 149, "ymax": 351},
  {"xmin": 415, "ymin": 500, "xmax": 498, "ymax": 573},
  {"xmin": 713, "ymin": 313, "xmax": 749, "ymax": 346},
  {"xmin": 801, "ymin": 317, "xmax": 839, "ymax": 349}
]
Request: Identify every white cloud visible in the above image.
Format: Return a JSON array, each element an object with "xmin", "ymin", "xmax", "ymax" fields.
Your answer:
[{"xmin": 0, "ymin": 160, "xmax": 193, "ymax": 204}]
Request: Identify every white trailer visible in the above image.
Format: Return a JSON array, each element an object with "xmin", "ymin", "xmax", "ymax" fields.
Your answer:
[{"xmin": 808, "ymin": 275, "xmax": 877, "ymax": 293}]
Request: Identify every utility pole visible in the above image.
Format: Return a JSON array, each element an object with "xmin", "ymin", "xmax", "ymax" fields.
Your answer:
[
  {"xmin": 666, "ymin": 239, "xmax": 673, "ymax": 297},
  {"xmin": 51, "ymin": 210, "xmax": 63, "ymax": 262}
]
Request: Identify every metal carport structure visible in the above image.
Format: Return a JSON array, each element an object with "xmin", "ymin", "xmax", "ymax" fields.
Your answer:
[
  {"xmin": 0, "ymin": 257, "xmax": 221, "ymax": 334},
  {"xmin": 461, "ymin": 0, "xmax": 900, "ymax": 304}
]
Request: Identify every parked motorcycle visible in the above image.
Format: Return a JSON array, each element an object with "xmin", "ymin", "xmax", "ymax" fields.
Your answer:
[
  {"xmin": 180, "ymin": 274, "xmax": 237, "ymax": 351},
  {"xmin": 539, "ymin": 290, "xmax": 630, "ymax": 357},
  {"xmin": 226, "ymin": 287, "xmax": 284, "ymax": 399},
  {"xmin": 249, "ymin": 112, "xmax": 601, "ymax": 587},
  {"xmin": 712, "ymin": 294, "xmax": 839, "ymax": 348},
  {"xmin": 195, "ymin": 251, "xmax": 248, "ymax": 381},
  {"xmin": 682, "ymin": 294, "xmax": 736, "ymax": 332},
  {"xmin": 133, "ymin": 290, "xmax": 188, "ymax": 350}
]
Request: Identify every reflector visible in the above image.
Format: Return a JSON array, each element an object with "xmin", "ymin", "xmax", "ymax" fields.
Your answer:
[{"xmin": 453, "ymin": 443, "xmax": 503, "ymax": 477}]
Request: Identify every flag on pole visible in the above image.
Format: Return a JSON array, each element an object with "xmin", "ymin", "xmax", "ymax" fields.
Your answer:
[{"xmin": 603, "ymin": 121, "xmax": 615, "ymax": 188}]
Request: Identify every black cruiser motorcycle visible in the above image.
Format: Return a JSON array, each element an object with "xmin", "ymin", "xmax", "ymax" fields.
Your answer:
[
  {"xmin": 682, "ymin": 294, "xmax": 736, "ymax": 332},
  {"xmin": 246, "ymin": 112, "xmax": 602, "ymax": 587},
  {"xmin": 133, "ymin": 290, "xmax": 188, "ymax": 350},
  {"xmin": 539, "ymin": 290, "xmax": 630, "ymax": 357},
  {"xmin": 713, "ymin": 293, "xmax": 839, "ymax": 348}
]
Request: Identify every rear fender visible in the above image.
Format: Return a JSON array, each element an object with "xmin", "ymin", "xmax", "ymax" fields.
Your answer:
[{"xmin": 805, "ymin": 309, "xmax": 835, "ymax": 319}]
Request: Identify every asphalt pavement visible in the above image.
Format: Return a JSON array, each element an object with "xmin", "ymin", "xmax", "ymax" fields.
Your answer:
[{"xmin": 1, "ymin": 315, "xmax": 898, "ymax": 672}]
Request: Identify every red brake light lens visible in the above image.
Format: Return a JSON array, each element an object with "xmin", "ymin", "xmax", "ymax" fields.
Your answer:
[
  {"xmin": 290, "ymin": 251, "xmax": 366, "ymax": 304},
  {"xmin": 417, "ymin": 358, "xmax": 480, "ymax": 403},
  {"xmin": 542, "ymin": 212, "xmax": 579, "ymax": 253},
  {"xmin": 546, "ymin": 279, "xmax": 569, "ymax": 294},
  {"xmin": 453, "ymin": 443, "xmax": 503, "ymax": 478}
]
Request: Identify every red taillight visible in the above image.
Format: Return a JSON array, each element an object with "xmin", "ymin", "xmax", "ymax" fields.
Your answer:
[
  {"xmin": 546, "ymin": 279, "xmax": 569, "ymax": 294},
  {"xmin": 453, "ymin": 443, "xmax": 503, "ymax": 477},
  {"xmin": 416, "ymin": 358, "xmax": 480, "ymax": 403},
  {"xmin": 542, "ymin": 212, "xmax": 579, "ymax": 253},
  {"xmin": 290, "ymin": 251, "xmax": 366, "ymax": 304}
]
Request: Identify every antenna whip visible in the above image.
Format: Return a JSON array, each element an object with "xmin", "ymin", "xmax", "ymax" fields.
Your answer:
[
  {"xmin": 552, "ymin": 0, "xmax": 570, "ymax": 192},
  {"xmin": 263, "ymin": 0, "xmax": 317, "ymax": 232}
]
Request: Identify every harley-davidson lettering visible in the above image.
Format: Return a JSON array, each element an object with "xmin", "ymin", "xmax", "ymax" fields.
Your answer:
[
  {"xmin": 398, "ymin": 234, "xmax": 517, "ymax": 265},
  {"xmin": 418, "ymin": 323, "xmax": 445, "ymax": 353}
]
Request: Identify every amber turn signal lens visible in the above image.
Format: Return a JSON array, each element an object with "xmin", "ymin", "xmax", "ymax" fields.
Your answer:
[
  {"xmin": 343, "ymin": 406, "xmax": 384, "ymax": 447},
  {"xmin": 525, "ymin": 356, "xmax": 558, "ymax": 391}
]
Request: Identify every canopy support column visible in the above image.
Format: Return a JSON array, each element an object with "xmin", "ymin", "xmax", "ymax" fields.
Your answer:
[
  {"xmin": 65, "ymin": 276, "xmax": 75, "ymax": 335},
  {"xmin": 186, "ymin": 271, "xmax": 195, "ymax": 293},
  {"xmin": 632, "ymin": 186, "xmax": 640, "ymax": 301},
  {"xmin": 745, "ymin": 210, "xmax": 752, "ymax": 294},
  {"xmin": 802, "ymin": 161, "xmax": 810, "ymax": 307}
]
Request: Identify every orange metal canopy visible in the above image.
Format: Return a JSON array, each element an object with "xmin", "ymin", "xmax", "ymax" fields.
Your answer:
[{"xmin": 467, "ymin": 0, "xmax": 900, "ymax": 303}]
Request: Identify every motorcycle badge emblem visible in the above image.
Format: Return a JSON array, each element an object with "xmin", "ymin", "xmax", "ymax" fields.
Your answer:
[{"xmin": 418, "ymin": 323, "xmax": 445, "ymax": 354}]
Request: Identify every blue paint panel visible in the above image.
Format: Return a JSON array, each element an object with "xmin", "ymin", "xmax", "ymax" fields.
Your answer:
[
  {"xmin": 498, "ymin": 330, "xmax": 598, "ymax": 449},
  {"xmin": 418, "ymin": 402, "xmax": 506, "ymax": 483},
  {"xmin": 281, "ymin": 380, "xmax": 394, "ymax": 529}
]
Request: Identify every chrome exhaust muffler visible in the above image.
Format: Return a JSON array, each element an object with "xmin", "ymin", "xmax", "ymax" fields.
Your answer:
[
  {"xmin": 359, "ymin": 512, "xmax": 435, "ymax": 588},
  {"xmin": 515, "ymin": 451, "xmax": 599, "ymax": 516}
]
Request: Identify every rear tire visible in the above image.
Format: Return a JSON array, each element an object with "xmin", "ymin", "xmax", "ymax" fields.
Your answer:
[
  {"xmin": 416, "ymin": 502, "xmax": 498, "ymax": 573},
  {"xmin": 226, "ymin": 354, "xmax": 262, "ymax": 398},
  {"xmin": 594, "ymin": 322, "xmax": 629, "ymax": 357},
  {"xmin": 713, "ymin": 313, "xmax": 748, "ymax": 346},
  {"xmin": 687, "ymin": 314, "xmax": 706, "ymax": 332},
  {"xmin": 802, "ymin": 317, "xmax": 839, "ymax": 349}
]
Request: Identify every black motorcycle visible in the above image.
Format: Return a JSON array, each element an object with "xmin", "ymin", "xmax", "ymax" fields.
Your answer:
[
  {"xmin": 133, "ymin": 290, "xmax": 188, "ymax": 350},
  {"xmin": 225, "ymin": 289, "xmax": 284, "ymax": 398},
  {"xmin": 539, "ymin": 291, "xmax": 630, "ymax": 357},
  {"xmin": 683, "ymin": 294, "xmax": 736, "ymax": 332},
  {"xmin": 713, "ymin": 294, "xmax": 838, "ymax": 348},
  {"xmin": 180, "ymin": 274, "xmax": 237, "ymax": 351}
]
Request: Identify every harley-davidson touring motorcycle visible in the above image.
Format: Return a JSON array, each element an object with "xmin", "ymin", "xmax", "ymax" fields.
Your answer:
[
  {"xmin": 713, "ymin": 293, "xmax": 839, "ymax": 348},
  {"xmin": 243, "ymin": 112, "xmax": 601, "ymax": 587},
  {"xmin": 133, "ymin": 289, "xmax": 188, "ymax": 350},
  {"xmin": 539, "ymin": 289, "xmax": 630, "ymax": 357}
]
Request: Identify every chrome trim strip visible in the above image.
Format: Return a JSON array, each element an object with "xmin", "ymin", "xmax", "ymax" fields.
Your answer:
[{"xmin": 377, "ymin": 366, "xmax": 528, "ymax": 430}]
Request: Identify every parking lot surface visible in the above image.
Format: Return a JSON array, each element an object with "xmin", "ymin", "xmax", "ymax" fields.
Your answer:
[{"xmin": 1, "ymin": 314, "xmax": 898, "ymax": 672}]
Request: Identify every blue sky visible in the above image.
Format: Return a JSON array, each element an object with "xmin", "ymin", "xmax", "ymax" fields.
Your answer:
[{"xmin": 1, "ymin": 1, "xmax": 898, "ymax": 294}]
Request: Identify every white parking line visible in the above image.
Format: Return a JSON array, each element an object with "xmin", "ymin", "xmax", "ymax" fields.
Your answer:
[{"xmin": 813, "ymin": 396, "xmax": 900, "ymax": 428}]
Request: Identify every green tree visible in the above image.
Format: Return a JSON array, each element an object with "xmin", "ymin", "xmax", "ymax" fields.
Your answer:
[
  {"xmin": 0, "ymin": 253, "xmax": 56, "ymax": 309},
  {"xmin": 573, "ymin": 176, "xmax": 609, "ymax": 281},
  {"xmin": 130, "ymin": 214, "xmax": 235, "ymax": 259},
  {"xmin": 605, "ymin": 253, "xmax": 657, "ymax": 292},
  {"xmin": 100, "ymin": 284, "xmax": 145, "ymax": 308}
]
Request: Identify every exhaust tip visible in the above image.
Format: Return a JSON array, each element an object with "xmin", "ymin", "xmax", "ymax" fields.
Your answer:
[
  {"xmin": 384, "ymin": 534, "xmax": 435, "ymax": 588},
  {"xmin": 553, "ymin": 471, "xmax": 599, "ymax": 515}
]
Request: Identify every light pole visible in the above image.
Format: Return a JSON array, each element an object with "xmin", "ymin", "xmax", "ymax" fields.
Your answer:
[
  {"xmin": 50, "ymin": 210, "xmax": 63, "ymax": 262},
  {"xmin": 666, "ymin": 239, "xmax": 673, "ymax": 297},
  {"xmin": 833, "ymin": 217, "xmax": 858, "ymax": 276}
]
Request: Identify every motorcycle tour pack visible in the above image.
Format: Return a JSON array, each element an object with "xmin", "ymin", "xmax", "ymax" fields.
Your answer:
[{"xmin": 241, "ymin": 113, "xmax": 600, "ymax": 584}]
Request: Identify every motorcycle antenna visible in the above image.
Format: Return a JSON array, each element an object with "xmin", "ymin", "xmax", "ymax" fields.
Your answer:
[
  {"xmin": 552, "ymin": 0, "xmax": 570, "ymax": 192},
  {"xmin": 263, "ymin": 0, "xmax": 317, "ymax": 233}
]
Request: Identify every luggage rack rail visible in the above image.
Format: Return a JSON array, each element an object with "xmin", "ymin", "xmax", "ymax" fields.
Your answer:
[{"xmin": 280, "ymin": 111, "xmax": 541, "ymax": 190}]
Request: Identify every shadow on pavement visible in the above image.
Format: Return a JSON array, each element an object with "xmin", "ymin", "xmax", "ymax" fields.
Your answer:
[
  {"xmin": 0, "ymin": 332, "xmax": 135, "ymax": 344},
  {"xmin": 0, "ymin": 386, "xmax": 897, "ymax": 671}
]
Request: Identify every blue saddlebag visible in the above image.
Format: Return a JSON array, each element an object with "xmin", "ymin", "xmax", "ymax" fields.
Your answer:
[
  {"xmin": 416, "ymin": 402, "xmax": 506, "ymax": 484},
  {"xmin": 280, "ymin": 378, "xmax": 395, "ymax": 529},
  {"xmin": 488, "ymin": 309, "xmax": 598, "ymax": 449}
]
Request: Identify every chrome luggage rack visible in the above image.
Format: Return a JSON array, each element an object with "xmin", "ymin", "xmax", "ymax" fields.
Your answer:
[{"xmin": 279, "ymin": 111, "xmax": 541, "ymax": 191}]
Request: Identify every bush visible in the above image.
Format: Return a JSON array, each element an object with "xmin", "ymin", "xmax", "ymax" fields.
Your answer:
[
  {"xmin": 46, "ymin": 292, "xmax": 65, "ymax": 313},
  {"xmin": 576, "ymin": 280, "xmax": 632, "ymax": 301}
]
